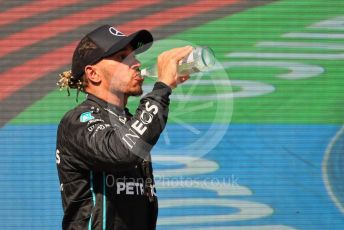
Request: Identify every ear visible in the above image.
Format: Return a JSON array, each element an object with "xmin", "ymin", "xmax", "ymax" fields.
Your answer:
[{"xmin": 84, "ymin": 65, "xmax": 101, "ymax": 84}]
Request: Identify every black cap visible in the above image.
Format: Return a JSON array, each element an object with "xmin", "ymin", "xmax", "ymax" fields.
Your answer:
[{"xmin": 71, "ymin": 25, "xmax": 153, "ymax": 79}]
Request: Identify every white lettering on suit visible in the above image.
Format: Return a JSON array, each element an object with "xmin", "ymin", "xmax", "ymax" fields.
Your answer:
[
  {"xmin": 123, "ymin": 101, "xmax": 159, "ymax": 148},
  {"xmin": 122, "ymin": 129, "xmax": 140, "ymax": 149},
  {"xmin": 116, "ymin": 182, "xmax": 144, "ymax": 195}
]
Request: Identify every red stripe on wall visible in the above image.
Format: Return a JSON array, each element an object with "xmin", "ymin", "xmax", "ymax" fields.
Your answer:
[
  {"xmin": 122, "ymin": 0, "xmax": 239, "ymax": 33},
  {"xmin": 0, "ymin": 0, "xmax": 82, "ymax": 27},
  {"xmin": 0, "ymin": 0, "xmax": 239, "ymax": 101},
  {"xmin": 1, "ymin": 42, "xmax": 77, "ymax": 101},
  {"xmin": 0, "ymin": 0, "xmax": 160, "ymax": 58}
]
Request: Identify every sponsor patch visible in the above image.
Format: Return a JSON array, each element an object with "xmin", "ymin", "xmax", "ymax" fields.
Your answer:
[{"xmin": 80, "ymin": 111, "xmax": 95, "ymax": 122}]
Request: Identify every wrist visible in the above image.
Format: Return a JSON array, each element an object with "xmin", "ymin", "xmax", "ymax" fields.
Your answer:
[
  {"xmin": 156, "ymin": 79, "xmax": 175, "ymax": 89},
  {"xmin": 154, "ymin": 81, "xmax": 172, "ymax": 91}
]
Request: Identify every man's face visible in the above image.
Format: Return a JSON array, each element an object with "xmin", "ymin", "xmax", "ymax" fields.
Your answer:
[{"xmin": 96, "ymin": 44, "xmax": 144, "ymax": 96}]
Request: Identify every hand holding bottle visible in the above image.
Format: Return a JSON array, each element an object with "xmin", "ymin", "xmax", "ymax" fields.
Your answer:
[
  {"xmin": 141, "ymin": 46, "xmax": 216, "ymax": 81},
  {"xmin": 156, "ymin": 46, "xmax": 193, "ymax": 89}
]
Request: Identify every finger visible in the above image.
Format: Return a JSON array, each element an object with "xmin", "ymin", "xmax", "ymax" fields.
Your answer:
[
  {"xmin": 176, "ymin": 75, "xmax": 190, "ymax": 84},
  {"xmin": 181, "ymin": 75, "xmax": 190, "ymax": 82},
  {"xmin": 173, "ymin": 46, "xmax": 193, "ymax": 61},
  {"xmin": 169, "ymin": 46, "xmax": 193, "ymax": 54},
  {"xmin": 160, "ymin": 46, "xmax": 186, "ymax": 57},
  {"xmin": 164, "ymin": 46, "xmax": 193, "ymax": 61}
]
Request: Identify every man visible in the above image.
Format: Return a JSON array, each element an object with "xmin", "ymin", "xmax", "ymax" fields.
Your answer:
[{"xmin": 55, "ymin": 24, "xmax": 191, "ymax": 230}]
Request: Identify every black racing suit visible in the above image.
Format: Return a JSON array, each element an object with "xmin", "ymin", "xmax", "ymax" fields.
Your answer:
[{"xmin": 55, "ymin": 82, "xmax": 171, "ymax": 230}]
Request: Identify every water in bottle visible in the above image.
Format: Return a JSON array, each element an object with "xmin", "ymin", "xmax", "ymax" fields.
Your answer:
[{"xmin": 140, "ymin": 46, "xmax": 216, "ymax": 78}]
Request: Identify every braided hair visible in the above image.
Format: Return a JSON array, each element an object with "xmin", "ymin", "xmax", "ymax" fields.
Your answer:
[{"xmin": 57, "ymin": 36, "xmax": 97, "ymax": 99}]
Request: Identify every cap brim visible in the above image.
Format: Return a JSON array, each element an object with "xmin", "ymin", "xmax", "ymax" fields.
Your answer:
[{"xmin": 104, "ymin": 30, "xmax": 153, "ymax": 57}]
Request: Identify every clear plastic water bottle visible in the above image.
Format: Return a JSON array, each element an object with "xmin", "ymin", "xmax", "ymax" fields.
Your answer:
[{"xmin": 140, "ymin": 46, "xmax": 216, "ymax": 78}]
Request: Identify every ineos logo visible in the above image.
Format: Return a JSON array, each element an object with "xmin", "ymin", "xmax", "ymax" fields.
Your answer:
[{"xmin": 109, "ymin": 27, "xmax": 125, "ymax": 37}]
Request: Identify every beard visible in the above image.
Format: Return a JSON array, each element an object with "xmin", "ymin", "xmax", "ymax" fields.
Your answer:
[
  {"xmin": 128, "ymin": 88, "xmax": 143, "ymax": 96},
  {"xmin": 110, "ymin": 83, "xmax": 143, "ymax": 97},
  {"xmin": 127, "ymin": 80, "xmax": 143, "ymax": 96}
]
